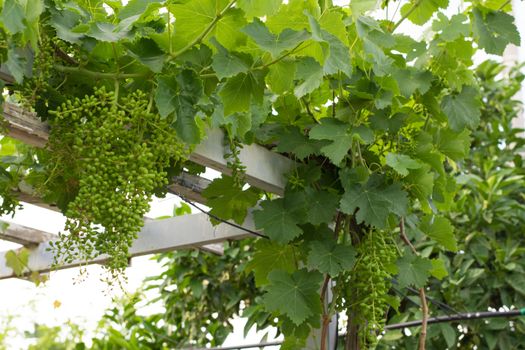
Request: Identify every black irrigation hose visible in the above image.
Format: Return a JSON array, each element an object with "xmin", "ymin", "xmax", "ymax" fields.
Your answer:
[
  {"xmin": 179, "ymin": 195, "xmax": 270, "ymax": 239},
  {"xmin": 384, "ymin": 308, "xmax": 525, "ymax": 330},
  {"xmin": 188, "ymin": 309, "xmax": 525, "ymax": 350}
]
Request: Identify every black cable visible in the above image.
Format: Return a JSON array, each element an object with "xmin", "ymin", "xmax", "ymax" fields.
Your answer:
[
  {"xmin": 384, "ymin": 308, "xmax": 525, "ymax": 330},
  {"xmin": 391, "ymin": 279, "xmax": 459, "ymax": 315},
  {"xmin": 179, "ymin": 195, "xmax": 270, "ymax": 239},
  {"xmin": 184, "ymin": 309, "xmax": 525, "ymax": 349}
]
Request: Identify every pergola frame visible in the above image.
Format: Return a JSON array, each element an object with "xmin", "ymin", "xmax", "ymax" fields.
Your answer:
[
  {"xmin": 0, "ymin": 98, "xmax": 337, "ymax": 349},
  {"xmin": 0, "ymin": 102, "xmax": 292, "ymax": 278}
]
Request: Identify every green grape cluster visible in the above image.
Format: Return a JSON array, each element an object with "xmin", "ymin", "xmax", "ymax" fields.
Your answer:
[
  {"xmin": 338, "ymin": 229, "xmax": 397, "ymax": 346},
  {"xmin": 47, "ymin": 87, "xmax": 188, "ymax": 276},
  {"xmin": 20, "ymin": 35, "xmax": 54, "ymax": 105}
]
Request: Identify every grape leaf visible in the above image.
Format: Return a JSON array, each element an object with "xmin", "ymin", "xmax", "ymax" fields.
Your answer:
[
  {"xmin": 306, "ymin": 13, "xmax": 352, "ymax": 76},
  {"xmin": 432, "ymin": 13, "xmax": 470, "ymax": 42},
  {"xmin": 5, "ymin": 248, "xmax": 29, "ymax": 277},
  {"xmin": 396, "ymin": 254, "xmax": 432, "ymax": 288},
  {"xmin": 237, "ymin": 0, "xmax": 281, "ymax": 17},
  {"xmin": 0, "ymin": 0, "xmax": 26, "ymax": 34},
  {"xmin": 307, "ymin": 240, "xmax": 356, "ymax": 276},
  {"xmin": 340, "ymin": 176, "xmax": 408, "ymax": 228},
  {"xmin": 118, "ymin": 0, "xmax": 163, "ymax": 20},
  {"xmin": 303, "ymin": 187, "xmax": 339, "ymax": 225},
  {"xmin": 430, "ymin": 257, "xmax": 449, "ymax": 280},
  {"xmin": 211, "ymin": 38, "xmax": 252, "ymax": 80},
  {"xmin": 437, "ymin": 128, "xmax": 471, "ymax": 160},
  {"xmin": 472, "ymin": 7, "xmax": 521, "ymax": 55},
  {"xmin": 350, "ymin": 0, "xmax": 379, "ymax": 17},
  {"xmin": 420, "ymin": 215, "xmax": 457, "ymax": 252},
  {"xmin": 125, "ymin": 38, "xmax": 165, "ymax": 73},
  {"xmin": 154, "ymin": 70, "xmax": 204, "ymax": 144},
  {"xmin": 246, "ymin": 240, "xmax": 296, "ymax": 286},
  {"xmin": 309, "ymin": 119, "xmax": 352, "ymax": 165},
  {"xmin": 275, "ymin": 128, "xmax": 323, "ymax": 159},
  {"xmin": 441, "ymin": 86, "xmax": 481, "ymax": 131},
  {"xmin": 241, "ymin": 18, "xmax": 310, "ymax": 58},
  {"xmin": 170, "ymin": 0, "xmax": 246, "ymax": 50},
  {"xmin": 392, "ymin": 68, "xmax": 433, "ymax": 98},
  {"xmin": 266, "ymin": 60, "xmax": 296, "ymax": 94},
  {"xmin": 400, "ymin": 0, "xmax": 449, "ymax": 25},
  {"xmin": 386, "ymin": 153, "xmax": 423, "ymax": 176},
  {"xmin": 202, "ymin": 176, "xmax": 260, "ymax": 225},
  {"xmin": 294, "ymin": 57, "xmax": 324, "ymax": 98},
  {"xmin": 5, "ymin": 49, "xmax": 27, "ymax": 84},
  {"xmin": 253, "ymin": 198, "xmax": 303, "ymax": 244},
  {"xmin": 219, "ymin": 72, "xmax": 264, "ymax": 116},
  {"xmin": 263, "ymin": 269, "xmax": 323, "ymax": 325}
]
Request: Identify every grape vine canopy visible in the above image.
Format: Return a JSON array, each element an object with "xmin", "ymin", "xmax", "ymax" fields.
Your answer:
[{"xmin": 0, "ymin": 0, "xmax": 521, "ymax": 349}]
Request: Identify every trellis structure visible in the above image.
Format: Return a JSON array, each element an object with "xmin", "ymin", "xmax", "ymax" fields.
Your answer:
[
  {"xmin": 0, "ymin": 97, "xmax": 338, "ymax": 348},
  {"xmin": 0, "ymin": 101, "xmax": 292, "ymax": 278}
]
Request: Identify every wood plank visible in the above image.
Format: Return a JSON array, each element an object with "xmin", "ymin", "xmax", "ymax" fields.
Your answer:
[
  {"xmin": 190, "ymin": 128, "xmax": 292, "ymax": 195},
  {"xmin": 0, "ymin": 222, "xmax": 56, "ymax": 246},
  {"xmin": 0, "ymin": 212, "xmax": 255, "ymax": 279},
  {"xmin": 2, "ymin": 102, "xmax": 292, "ymax": 194}
]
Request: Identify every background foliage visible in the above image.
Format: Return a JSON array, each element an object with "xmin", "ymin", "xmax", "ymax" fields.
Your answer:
[{"xmin": 0, "ymin": 0, "xmax": 522, "ymax": 348}]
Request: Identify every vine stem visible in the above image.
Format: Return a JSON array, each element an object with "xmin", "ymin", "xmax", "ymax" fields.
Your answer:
[
  {"xmin": 498, "ymin": 0, "xmax": 511, "ymax": 10},
  {"xmin": 399, "ymin": 217, "xmax": 428, "ymax": 350},
  {"xmin": 170, "ymin": 0, "xmax": 237, "ymax": 59},
  {"xmin": 320, "ymin": 213, "xmax": 343, "ymax": 350},
  {"xmin": 391, "ymin": 0, "xmax": 422, "ymax": 32},
  {"xmin": 54, "ymin": 65, "xmax": 147, "ymax": 79}
]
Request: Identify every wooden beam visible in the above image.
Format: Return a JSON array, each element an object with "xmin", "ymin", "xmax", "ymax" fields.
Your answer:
[
  {"xmin": 191, "ymin": 128, "xmax": 292, "ymax": 195},
  {"xmin": 0, "ymin": 212, "xmax": 255, "ymax": 279},
  {"xmin": 167, "ymin": 172, "xmax": 211, "ymax": 204},
  {"xmin": 2, "ymin": 102, "xmax": 292, "ymax": 194},
  {"xmin": 0, "ymin": 222, "xmax": 56, "ymax": 247}
]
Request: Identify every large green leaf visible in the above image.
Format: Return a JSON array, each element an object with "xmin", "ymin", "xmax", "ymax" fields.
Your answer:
[
  {"xmin": 253, "ymin": 198, "xmax": 303, "ymax": 244},
  {"xmin": 246, "ymin": 240, "xmax": 296, "ymax": 286},
  {"xmin": 219, "ymin": 72, "xmax": 264, "ymax": 116},
  {"xmin": 266, "ymin": 60, "xmax": 296, "ymax": 94},
  {"xmin": 441, "ymin": 86, "xmax": 481, "ymax": 131},
  {"xmin": 154, "ymin": 70, "xmax": 204, "ymax": 144},
  {"xmin": 169, "ymin": 0, "xmax": 246, "ymax": 51},
  {"xmin": 472, "ymin": 7, "xmax": 521, "ymax": 55},
  {"xmin": 386, "ymin": 153, "xmax": 423, "ymax": 177},
  {"xmin": 420, "ymin": 215, "xmax": 457, "ymax": 251},
  {"xmin": 350, "ymin": 0, "xmax": 379, "ymax": 17},
  {"xmin": 396, "ymin": 254, "xmax": 432, "ymax": 288},
  {"xmin": 275, "ymin": 128, "xmax": 324, "ymax": 159},
  {"xmin": 0, "ymin": 0, "xmax": 26, "ymax": 34},
  {"xmin": 241, "ymin": 18, "xmax": 310, "ymax": 58},
  {"xmin": 309, "ymin": 119, "xmax": 352, "ymax": 165},
  {"xmin": 5, "ymin": 248, "xmax": 29, "ymax": 276},
  {"xmin": 263, "ymin": 269, "xmax": 323, "ymax": 325},
  {"xmin": 432, "ymin": 13, "xmax": 470, "ymax": 42},
  {"xmin": 303, "ymin": 188, "xmax": 339, "ymax": 225},
  {"xmin": 400, "ymin": 0, "xmax": 449, "ymax": 25},
  {"xmin": 307, "ymin": 240, "xmax": 356, "ymax": 276},
  {"xmin": 201, "ymin": 176, "xmax": 260, "ymax": 225},
  {"xmin": 211, "ymin": 40, "xmax": 252, "ymax": 80},
  {"xmin": 237, "ymin": 0, "xmax": 282, "ymax": 17},
  {"xmin": 340, "ymin": 177, "xmax": 408, "ymax": 228},
  {"xmin": 294, "ymin": 57, "xmax": 324, "ymax": 98}
]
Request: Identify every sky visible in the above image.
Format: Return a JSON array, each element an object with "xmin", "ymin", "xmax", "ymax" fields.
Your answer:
[{"xmin": 0, "ymin": 0, "xmax": 525, "ymax": 348}]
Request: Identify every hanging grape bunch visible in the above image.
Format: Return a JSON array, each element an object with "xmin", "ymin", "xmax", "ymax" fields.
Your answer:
[{"xmin": 46, "ymin": 87, "xmax": 188, "ymax": 276}]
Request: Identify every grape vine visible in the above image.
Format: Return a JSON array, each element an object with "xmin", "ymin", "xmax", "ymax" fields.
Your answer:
[{"xmin": 0, "ymin": 0, "xmax": 521, "ymax": 348}]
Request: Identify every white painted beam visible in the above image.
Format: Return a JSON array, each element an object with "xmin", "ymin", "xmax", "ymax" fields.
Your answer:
[
  {"xmin": 191, "ymin": 128, "xmax": 292, "ymax": 195},
  {"xmin": 0, "ymin": 212, "xmax": 253, "ymax": 279},
  {"xmin": 2, "ymin": 103, "xmax": 293, "ymax": 194},
  {"xmin": 0, "ymin": 222, "xmax": 57, "ymax": 247}
]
